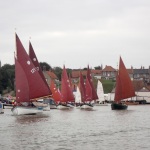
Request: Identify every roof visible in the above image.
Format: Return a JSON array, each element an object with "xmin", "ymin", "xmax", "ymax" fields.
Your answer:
[
  {"xmin": 132, "ymin": 80, "xmax": 150, "ymax": 92},
  {"xmin": 46, "ymin": 71, "xmax": 58, "ymax": 79},
  {"xmin": 71, "ymin": 70, "xmax": 101, "ymax": 78},
  {"xmin": 102, "ymin": 65, "xmax": 116, "ymax": 72}
]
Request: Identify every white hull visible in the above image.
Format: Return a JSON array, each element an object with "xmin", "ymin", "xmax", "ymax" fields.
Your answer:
[
  {"xmin": 67, "ymin": 103, "xmax": 74, "ymax": 108},
  {"xmin": 50, "ymin": 104, "xmax": 57, "ymax": 109},
  {"xmin": 80, "ymin": 104, "xmax": 93, "ymax": 110},
  {"xmin": 11, "ymin": 106, "xmax": 43, "ymax": 115},
  {"xmin": 57, "ymin": 104, "xmax": 70, "ymax": 110}
]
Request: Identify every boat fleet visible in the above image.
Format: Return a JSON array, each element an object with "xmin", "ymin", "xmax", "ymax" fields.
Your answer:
[{"xmin": 0, "ymin": 34, "xmax": 138, "ymax": 115}]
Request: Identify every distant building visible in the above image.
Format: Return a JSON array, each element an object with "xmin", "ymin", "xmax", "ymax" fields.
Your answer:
[
  {"xmin": 111, "ymin": 80, "xmax": 150, "ymax": 102},
  {"xmin": 42, "ymin": 66, "xmax": 58, "ymax": 86},
  {"xmin": 133, "ymin": 66, "xmax": 150, "ymax": 83},
  {"xmin": 71, "ymin": 69, "xmax": 101, "ymax": 83}
]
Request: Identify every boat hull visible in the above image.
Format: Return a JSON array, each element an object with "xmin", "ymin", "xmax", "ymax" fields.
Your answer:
[
  {"xmin": 80, "ymin": 104, "xmax": 94, "ymax": 110},
  {"xmin": 111, "ymin": 103, "xmax": 128, "ymax": 110},
  {"xmin": 3, "ymin": 103, "xmax": 13, "ymax": 109},
  {"xmin": 50, "ymin": 104, "xmax": 57, "ymax": 109},
  {"xmin": 57, "ymin": 104, "xmax": 70, "ymax": 110},
  {"xmin": 67, "ymin": 103, "xmax": 75, "ymax": 108},
  {"xmin": 11, "ymin": 106, "xmax": 43, "ymax": 115}
]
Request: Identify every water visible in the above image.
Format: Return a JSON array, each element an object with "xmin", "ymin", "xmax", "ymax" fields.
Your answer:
[{"xmin": 0, "ymin": 105, "xmax": 150, "ymax": 150}]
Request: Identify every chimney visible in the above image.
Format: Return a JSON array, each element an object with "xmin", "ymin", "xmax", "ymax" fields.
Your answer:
[{"xmin": 101, "ymin": 64, "xmax": 103, "ymax": 70}]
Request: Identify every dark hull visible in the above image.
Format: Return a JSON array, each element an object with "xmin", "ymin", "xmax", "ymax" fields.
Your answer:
[{"xmin": 111, "ymin": 103, "xmax": 128, "ymax": 110}]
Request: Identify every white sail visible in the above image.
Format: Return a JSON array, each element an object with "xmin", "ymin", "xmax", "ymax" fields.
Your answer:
[
  {"xmin": 97, "ymin": 80, "xmax": 105, "ymax": 102},
  {"xmin": 74, "ymin": 86, "xmax": 82, "ymax": 103}
]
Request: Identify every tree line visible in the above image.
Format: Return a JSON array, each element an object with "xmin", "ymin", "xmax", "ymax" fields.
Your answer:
[{"xmin": 0, "ymin": 62, "xmax": 102, "ymax": 95}]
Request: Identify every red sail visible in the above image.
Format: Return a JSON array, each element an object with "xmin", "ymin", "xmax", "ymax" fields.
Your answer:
[
  {"xmin": 16, "ymin": 34, "xmax": 51, "ymax": 100},
  {"xmin": 114, "ymin": 73, "xmax": 122, "ymax": 103},
  {"xmin": 50, "ymin": 80, "xmax": 62, "ymax": 103},
  {"xmin": 79, "ymin": 71, "xmax": 86, "ymax": 102},
  {"xmin": 29, "ymin": 42, "xmax": 51, "ymax": 95},
  {"xmin": 114, "ymin": 57, "xmax": 135, "ymax": 102},
  {"xmin": 85, "ymin": 77, "xmax": 92, "ymax": 101},
  {"xmin": 15, "ymin": 57, "xmax": 30, "ymax": 102},
  {"xmin": 87, "ymin": 65, "xmax": 98, "ymax": 100},
  {"xmin": 61, "ymin": 65, "xmax": 75, "ymax": 102}
]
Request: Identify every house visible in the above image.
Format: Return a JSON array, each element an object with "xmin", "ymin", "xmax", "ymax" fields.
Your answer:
[
  {"xmin": 42, "ymin": 67, "xmax": 58, "ymax": 86},
  {"xmin": 101, "ymin": 65, "xmax": 117, "ymax": 80},
  {"xmin": 133, "ymin": 66, "xmax": 150, "ymax": 83}
]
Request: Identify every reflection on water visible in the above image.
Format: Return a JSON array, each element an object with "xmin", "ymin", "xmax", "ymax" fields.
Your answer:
[
  {"xmin": 0, "ymin": 106, "xmax": 150, "ymax": 150},
  {"xmin": 15, "ymin": 114, "xmax": 50, "ymax": 124}
]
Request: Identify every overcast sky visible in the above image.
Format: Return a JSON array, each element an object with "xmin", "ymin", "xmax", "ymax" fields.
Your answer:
[{"xmin": 0, "ymin": 0, "xmax": 150, "ymax": 69}]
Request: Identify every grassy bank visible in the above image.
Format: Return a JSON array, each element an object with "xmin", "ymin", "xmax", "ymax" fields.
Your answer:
[{"xmin": 101, "ymin": 79, "xmax": 115, "ymax": 94}]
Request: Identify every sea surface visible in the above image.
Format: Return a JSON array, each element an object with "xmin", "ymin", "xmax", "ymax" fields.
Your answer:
[{"xmin": 0, "ymin": 105, "xmax": 150, "ymax": 150}]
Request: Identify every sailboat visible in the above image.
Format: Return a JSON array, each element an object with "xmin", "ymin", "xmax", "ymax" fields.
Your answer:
[
  {"xmin": 95, "ymin": 80, "xmax": 108, "ymax": 106},
  {"xmin": 57, "ymin": 65, "xmax": 75, "ymax": 109},
  {"xmin": 80, "ymin": 65, "xmax": 97, "ymax": 109},
  {"xmin": 80, "ymin": 76, "xmax": 93, "ymax": 109},
  {"xmin": 12, "ymin": 34, "xmax": 51, "ymax": 115},
  {"xmin": 111, "ymin": 56, "xmax": 136, "ymax": 110}
]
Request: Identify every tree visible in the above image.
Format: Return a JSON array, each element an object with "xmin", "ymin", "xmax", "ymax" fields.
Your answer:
[
  {"xmin": 0, "ymin": 64, "xmax": 15, "ymax": 94},
  {"xmin": 40, "ymin": 62, "xmax": 52, "ymax": 71},
  {"xmin": 94, "ymin": 66, "xmax": 101, "ymax": 70},
  {"xmin": 53, "ymin": 67, "xmax": 62, "ymax": 81}
]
